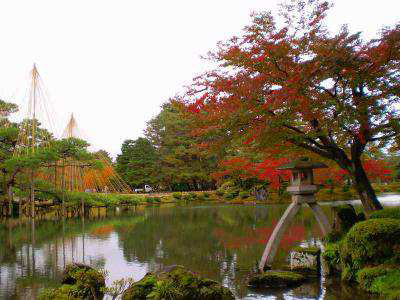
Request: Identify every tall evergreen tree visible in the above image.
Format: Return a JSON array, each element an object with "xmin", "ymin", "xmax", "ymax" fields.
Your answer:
[{"xmin": 116, "ymin": 137, "xmax": 159, "ymax": 189}]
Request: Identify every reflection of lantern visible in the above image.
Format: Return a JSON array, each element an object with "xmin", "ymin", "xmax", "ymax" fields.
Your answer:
[
  {"xmin": 259, "ymin": 157, "xmax": 331, "ymax": 272},
  {"xmin": 277, "ymin": 157, "xmax": 327, "ymax": 203}
]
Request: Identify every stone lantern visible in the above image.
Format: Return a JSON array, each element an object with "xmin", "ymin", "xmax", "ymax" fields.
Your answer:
[
  {"xmin": 279, "ymin": 157, "xmax": 327, "ymax": 203},
  {"xmin": 258, "ymin": 157, "xmax": 331, "ymax": 271}
]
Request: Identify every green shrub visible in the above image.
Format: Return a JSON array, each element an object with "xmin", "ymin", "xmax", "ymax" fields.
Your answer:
[
  {"xmin": 172, "ymin": 192, "xmax": 182, "ymax": 200},
  {"xmin": 115, "ymin": 194, "xmax": 140, "ymax": 206},
  {"xmin": 370, "ymin": 207, "xmax": 400, "ymax": 220},
  {"xmin": 64, "ymin": 192, "xmax": 141, "ymax": 207},
  {"xmin": 189, "ymin": 192, "xmax": 197, "ymax": 199},
  {"xmin": 239, "ymin": 191, "xmax": 250, "ymax": 199},
  {"xmin": 383, "ymin": 187, "xmax": 393, "ymax": 192},
  {"xmin": 340, "ymin": 219, "xmax": 400, "ymax": 280},
  {"xmin": 146, "ymin": 197, "xmax": 161, "ymax": 204}
]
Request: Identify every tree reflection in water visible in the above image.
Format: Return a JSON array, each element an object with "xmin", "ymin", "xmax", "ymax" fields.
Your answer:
[{"xmin": 0, "ymin": 204, "xmax": 382, "ymax": 299}]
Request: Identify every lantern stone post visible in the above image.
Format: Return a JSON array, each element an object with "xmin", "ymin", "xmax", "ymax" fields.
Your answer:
[{"xmin": 259, "ymin": 157, "xmax": 331, "ymax": 272}]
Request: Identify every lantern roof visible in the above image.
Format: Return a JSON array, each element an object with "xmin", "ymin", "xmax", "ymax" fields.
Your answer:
[{"xmin": 277, "ymin": 157, "xmax": 328, "ymax": 170}]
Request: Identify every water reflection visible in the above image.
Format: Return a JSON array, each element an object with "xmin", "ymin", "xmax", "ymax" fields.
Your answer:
[{"xmin": 0, "ymin": 196, "xmax": 398, "ymax": 299}]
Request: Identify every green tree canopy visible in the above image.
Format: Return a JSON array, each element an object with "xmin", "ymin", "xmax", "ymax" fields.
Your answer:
[
  {"xmin": 116, "ymin": 137, "xmax": 159, "ymax": 189},
  {"xmin": 144, "ymin": 100, "xmax": 217, "ymax": 191}
]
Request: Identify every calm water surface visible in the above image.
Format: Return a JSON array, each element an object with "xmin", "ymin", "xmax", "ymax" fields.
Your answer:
[{"xmin": 1, "ymin": 194, "xmax": 399, "ymax": 299}]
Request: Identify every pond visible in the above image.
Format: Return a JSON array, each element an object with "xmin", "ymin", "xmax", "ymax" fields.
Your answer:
[{"xmin": 1, "ymin": 194, "xmax": 399, "ymax": 299}]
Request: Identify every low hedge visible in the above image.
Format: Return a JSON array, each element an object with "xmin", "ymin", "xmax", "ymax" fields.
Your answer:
[
  {"xmin": 145, "ymin": 197, "xmax": 161, "ymax": 204},
  {"xmin": 370, "ymin": 207, "xmax": 400, "ymax": 220},
  {"xmin": 64, "ymin": 192, "xmax": 140, "ymax": 207}
]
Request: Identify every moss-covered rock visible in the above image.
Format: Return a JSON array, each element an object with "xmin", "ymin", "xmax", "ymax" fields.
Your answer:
[
  {"xmin": 340, "ymin": 219, "xmax": 400, "ymax": 281},
  {"xmin": 39, "ymin": 263, "xmax": 105, "ymax": 300},
  {"xmin": 248, "ymin": 271, "xmax": 305, "ymax": 288},
  {"xmin": 370, "ymin": 207, "xmax": 400, "ymax": 220},
  {"xmin": 122, "ymin": 266, "xmax": 234, "ymax": 300},
  {"xmin": 357, "ymin": 266, "xmax": 400, "ymax": 299}
]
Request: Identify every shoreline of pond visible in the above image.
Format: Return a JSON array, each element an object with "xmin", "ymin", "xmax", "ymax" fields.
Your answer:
[{"xmin": 1, "ymin": 199, "xmax": 399, "ymax": 299}]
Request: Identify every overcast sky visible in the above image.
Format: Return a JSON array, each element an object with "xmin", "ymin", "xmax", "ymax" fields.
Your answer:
[{"xmin": 0, "ymin": 0, "xmax": 398, "ymax": 157}]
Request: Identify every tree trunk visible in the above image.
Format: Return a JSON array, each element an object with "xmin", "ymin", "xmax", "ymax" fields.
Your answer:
[
  {"xmin": 62, "ymin": 160, "xmax": 66, "ymax": 216},
  {"xmin": 351, "ymin": 158, "xmax": 383, "ymax": 214},
  {"xmin": 7, "ymin": 184, "xmax": 13, "ymax": 217},
  {"xmin": 2, "ymin": 172, "xmax": 7, "ymax": 217},
  {"xmin": 30, "ymin": 169, "xmax": 35, "ymax": 218}
]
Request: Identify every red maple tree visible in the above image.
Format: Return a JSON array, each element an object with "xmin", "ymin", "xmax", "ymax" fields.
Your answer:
[{"xmin": 185, "ymin": 0, "xmax": 400, "ymax": 212}]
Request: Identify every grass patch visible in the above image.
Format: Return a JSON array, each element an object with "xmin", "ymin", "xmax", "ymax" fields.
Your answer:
[{"xmin": 370, "ymin": 207, "xmax": 400, "ymax": 220}]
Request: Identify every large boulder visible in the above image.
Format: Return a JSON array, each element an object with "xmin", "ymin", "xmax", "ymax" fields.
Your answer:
[
  {"xmin": 290, "ymin": 246, "xmax": 321, "ymax": 276},
  {"xmin": 39, "ymin": 263, "xmax": 105, "ymax": 300},
  {"xmin": 122, "ymin": 265, "xmax": 234, "ymax": 300}
]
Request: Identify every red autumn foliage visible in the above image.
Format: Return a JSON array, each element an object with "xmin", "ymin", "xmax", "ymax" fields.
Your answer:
[
  {"xmin": 363, "ymin": 159, "xmax": 392, "ymax": 182},
  {"xmin": 212, "ymin": 156, "xmax": 291, "ymax": 189},
  {"xmin": 183, "ymin": 0, "xmax": 400, "ymax": 211}
]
